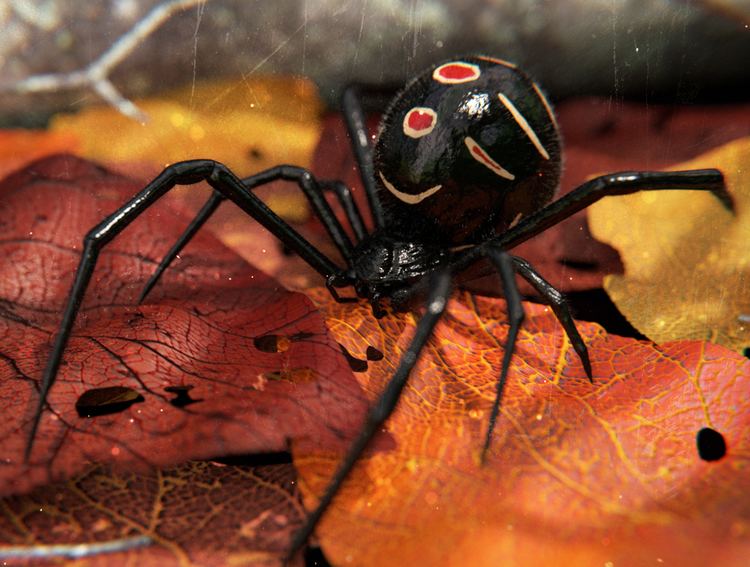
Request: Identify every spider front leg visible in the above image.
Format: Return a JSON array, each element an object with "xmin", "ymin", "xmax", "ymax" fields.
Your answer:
[
  {"xmin": 481, "ymin": 247, "xmax": 524, "ymax": 462},
  {"xmin": 285, "ymin": 269, "xmax": 452, "ymax": 563},
  {"xmin": 511, "ymin": 255, "xmax": 592, "ymax": 379},
  {"xmin": 477, "ymin": 248, "xmax": 593, "ymax": 461},
  {"xmin": 494, "ymin": 169, "xmax": 732, "ymax": 251},
  {"xmin": 25, "ymin": 160, "xmax": 352, "ymax": 460},
  {"xmin": 139, "ymin": 189, "xmax": 224, "ymax": 302},
  {"xmin": 467, "ymin": 168, "xmax": 732, "ymax": 460},
  {"xmin": 341, "ymin": 85, "xmax": 385, "ymax": 229},
  {"xmin": 139, "ymin": 168, "xmax": 368, "ymax": 303}
]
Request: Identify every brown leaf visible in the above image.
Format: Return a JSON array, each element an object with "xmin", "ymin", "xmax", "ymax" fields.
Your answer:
[
  {"xmin": 588, "ymin": 137, "xmax": 750, "ymax": 351},
  {"xmin": 0, "ymin": 460, "xmax": 304, "ymax": 566},
  {"xmin": 0, "ymin": 155, "xmax": 366, "ymax": 496},
  {"xmin": 293, "ymin": 289, "xmax": 750, "ymax": 566}
]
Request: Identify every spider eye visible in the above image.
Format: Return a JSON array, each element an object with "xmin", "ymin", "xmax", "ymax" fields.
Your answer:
[
  {"xmin": 432, "ymin": 61, "xmax": 481, "ymax": 84},
  {"xmin": 403, "ymin": 107, "xmax": 437, "ymax": 138}
]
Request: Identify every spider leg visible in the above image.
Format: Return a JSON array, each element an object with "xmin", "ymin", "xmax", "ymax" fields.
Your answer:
[
  {"xmin": 139, "ymin": 190, "xmax": 225, "ymax": 303},
  {"xmin": 26, "ymin": 160, "xmax": 351, "ymax": 460},
  {"xmin": 493, "ymin": 169, "xmax": 732, "ymax": 252},
  {"xmin": 138, "ymin": 166, "xmax": 362, "ymax": 303},
  {"xmin": 318, "ymin": 180, "xmax": 368, "ymax": 242},
  {"xmin": 285, "ymin": 268, "xmax": 452, "ymax": 562},
  {"xmin": 141, "ymin": 87, "xmax": 387, "ymax": 303},
  {"xmin": 342, "ymin": 86, "xmax": 385, "ymax": 229},
  {"xmin": 510, "ymin": 256, "xmax": 592, "ymax": 380},
  {"xmin": 481, "ymin": 247, "xmax": 524, "ymax": 463}
]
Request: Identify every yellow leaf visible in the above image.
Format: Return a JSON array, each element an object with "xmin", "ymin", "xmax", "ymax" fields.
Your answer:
[
  {"xmin": 588, "ymin": 137, "xmax": 750, "ymax": 350},
  {"xmin": 50, "ymin": 76, "xmax": 322, "ymax": 173}
]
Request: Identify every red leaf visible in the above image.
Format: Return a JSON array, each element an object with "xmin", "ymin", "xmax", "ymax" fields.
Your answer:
[{"xmin": 0, "ymin": 155, "xmax": 367, "ymax": 496}]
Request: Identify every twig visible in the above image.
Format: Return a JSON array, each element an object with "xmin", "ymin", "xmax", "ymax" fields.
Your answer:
[
  {"xmin": 0, "ymin": 535, "xmax": 153, "ymax": 559},
  {"xmin": 0, "ymin": 0, "xmax": 208, "ymax": 122}
]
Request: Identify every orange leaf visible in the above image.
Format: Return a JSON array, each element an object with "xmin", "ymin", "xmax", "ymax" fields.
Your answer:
[
  {"xmin": 294, "ymin": 290, "xmax": 750, "ymax": 566},
  {"xmin": 0, "ymin": 129, "xmax": 78, "ymax": 179}
]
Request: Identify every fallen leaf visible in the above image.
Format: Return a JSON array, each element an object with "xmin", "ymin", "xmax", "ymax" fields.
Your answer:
[
  {"xmin": 0, "ymin": 154, "xmax": 366, "ymax": 496},
  {"xmin": 588, "ymin": 137, "xmax": 750, "ymax": 351},
  {"xmin": 50, "ymin": 76, "xmax": 323, "ymax": 174},
  {"xmin": 0, "ymin": 460, "xmax": 304, "ymax": 566},
  {"xmin": 293, "ymin": 289, "xmax": 750, "ymax": 566}
]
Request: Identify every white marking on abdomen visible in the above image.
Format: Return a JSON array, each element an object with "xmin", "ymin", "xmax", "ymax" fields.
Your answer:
[
  {"xmin": 378, "ymin": 171, "xmax": 442, "ymax": 204},
  {"xmin": 476, "ymin": 55, "xmax": 517, "ymax": 69},
  {"xmin": 531, "ymin": 82, "xmax": 557, "ymax": 129},
  {"xmin": 464, "ymin": 136, "xmax": 515, "ymax": 180},
  {"xmin": 497, "ymin": 93, "xmax": 549, "ymax": 160}
]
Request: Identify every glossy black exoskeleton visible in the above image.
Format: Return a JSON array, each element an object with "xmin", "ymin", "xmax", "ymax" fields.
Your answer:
[
  {"xmin": 25, "ymin": 55, "xmax": 733, "ymax": 563},
  {"xmin": 374, "ymin": 56, "xmax": 561, "ymax": 246}
]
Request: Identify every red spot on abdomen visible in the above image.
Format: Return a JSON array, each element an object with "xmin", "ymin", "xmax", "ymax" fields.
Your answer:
[
  {"xmin": 403, "ymin": 107, "xmax": 437, "ymax": 138},
  {"xmin": 433, "ymin": 62, "xmax": 481, "ymax": 84},
  {"xmin": 407, "ymin": 110, "xmax": 433, "ymax": 130}
]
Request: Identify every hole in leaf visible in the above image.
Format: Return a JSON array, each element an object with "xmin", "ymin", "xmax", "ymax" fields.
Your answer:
[
  {"xmin": 127, "ymin": 311, "xmax": 145, "ymax": 326},
  {"xmin": 339, "ymin": 343, "xmax": 368, "ymax": 372},
  {"xmin": 366, "ymin": 346, "xmax": 384, "ymax": 361},
  {"xmin": 247, "ymin": 147, "xmax": 264, "ymax": 161},
  {"xmin": 743, "ymin": 347, "xmax": 750, "ymax": 359},
  {"xmin": 165, "ymin": 385, "xmax": 201, "ymax": 408},
  {"xmin": 213, "ymin": 451, "xmax": 293, "ymax": 467},
  {"xmin": 76, "ymin": 386, "xmax": 145, "ymax": 418},
  {"xmin": 696, "ymin": 427, "xmax": 726, "ymax": 461}
]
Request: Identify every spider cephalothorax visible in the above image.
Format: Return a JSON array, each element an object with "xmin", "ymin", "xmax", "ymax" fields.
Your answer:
[
  {"xmin": 374, "ymin": 56, "xmax": 562, "ymax": 245},
  {"xmin": 23, "ymin": 55, "xmax": 732, "ymax": 564}
]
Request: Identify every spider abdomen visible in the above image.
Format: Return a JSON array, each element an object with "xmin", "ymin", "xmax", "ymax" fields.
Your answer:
[{"xmin": 373, "ymin": 56, "xmax": 562, "ymax": 246}]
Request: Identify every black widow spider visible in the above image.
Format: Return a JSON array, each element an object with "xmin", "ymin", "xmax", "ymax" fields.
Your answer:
[{"xmin": 27, "ymin": 55, "xmax": 732, "ymax": 561}]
